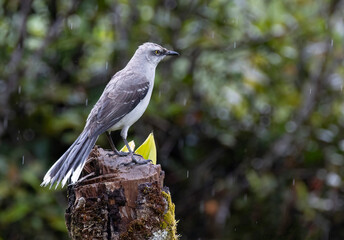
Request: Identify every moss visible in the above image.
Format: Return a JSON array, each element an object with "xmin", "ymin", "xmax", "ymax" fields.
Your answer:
[{"xmin": 161, "ymin": 190, "xmax": 178, "ymax": 240}]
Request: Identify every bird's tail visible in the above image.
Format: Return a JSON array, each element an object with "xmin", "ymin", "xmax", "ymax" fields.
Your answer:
[{"xmin": 41, "ymin": 130, "xmax": 98, "ymax": 189}]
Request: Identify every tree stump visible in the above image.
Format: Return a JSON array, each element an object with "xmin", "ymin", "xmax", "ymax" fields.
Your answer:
[{"xmin": 65, "ymin": 146, "xmax": 178, "ymax": 240}]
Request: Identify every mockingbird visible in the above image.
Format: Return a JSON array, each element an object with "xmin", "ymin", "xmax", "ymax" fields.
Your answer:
[{"xmin": 41, "ymin": 42, "xmax": 179, "ymax": 188}]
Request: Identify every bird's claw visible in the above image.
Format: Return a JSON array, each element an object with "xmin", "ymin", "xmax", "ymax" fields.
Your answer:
[
  {"xmin": 121, "ymin": 155, "xmax": 152, "ymax": 166},
  {"xmin": 106, "ymin": 151, "xmax": 130, "ymax": 157}
]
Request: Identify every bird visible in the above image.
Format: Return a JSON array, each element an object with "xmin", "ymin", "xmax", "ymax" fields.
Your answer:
[{"xmin": 41, "ymin": 42, "xmax": 179, "ymax": 188}]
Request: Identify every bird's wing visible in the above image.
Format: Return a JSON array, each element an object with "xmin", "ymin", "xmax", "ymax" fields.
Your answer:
[{"xmin": 86, "ymin": 71, "xmax": 150, "ymax": 136}]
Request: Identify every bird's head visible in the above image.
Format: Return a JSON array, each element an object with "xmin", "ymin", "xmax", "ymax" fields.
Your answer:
[{"xmin": 136, "ymin": 42, "xmax": 179, "ymax": 65}]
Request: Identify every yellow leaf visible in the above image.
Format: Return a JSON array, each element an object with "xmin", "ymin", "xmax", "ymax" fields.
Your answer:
[
  {"xmin": 120, "ymin": 140, "xmax": 135, "ymax": 152},
  {"xmin": 135, "ymin": 133, "xmax": 157, "ymax": 164}
]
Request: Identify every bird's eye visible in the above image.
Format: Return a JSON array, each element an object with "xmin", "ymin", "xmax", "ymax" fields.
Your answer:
[{"xmin": 154, "ymin": 50, "xmax": 161, "ymax": 55}]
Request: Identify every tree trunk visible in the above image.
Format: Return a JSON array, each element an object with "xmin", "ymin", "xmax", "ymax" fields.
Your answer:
[{"xmin": 65, "ymin": 146, "xmax": 178, "ymax": 240}]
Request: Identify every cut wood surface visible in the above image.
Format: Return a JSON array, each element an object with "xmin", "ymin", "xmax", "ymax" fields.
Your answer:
[{"xmin": 65, "ymin": 146, "xmax": 177, "ymax": 240}]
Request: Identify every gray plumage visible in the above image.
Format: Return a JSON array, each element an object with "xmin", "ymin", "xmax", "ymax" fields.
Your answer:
[{"xmin": 41, "ymin": 42, "xmax": 179, "ymax": 188}]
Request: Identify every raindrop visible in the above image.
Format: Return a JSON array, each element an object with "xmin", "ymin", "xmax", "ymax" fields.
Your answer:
[
  {"xmin": 18, "ymin": 85, "xmax": 21, "ymax": 94},
  {"xmin": 234, "ymin": 227, "xmax": 237, "ymax": 232},
  {"xmin": 186, "ymin": 170, "xmax": 189, "ymax": 178},
  {"xmin": 233, "ymin": 42, "xmax": 236, "ymax": 49},
  {"xmin": 158, "ymin": 91, "xmax": 161, "ymax": 98},
  {"xmin": 309, "ymin": 88, "xmax": 312, "ymax": 95},
  {"xmin": 330, "ymin": 39, "xmax": 333, "ymax": 47},
  {"xmin": 70, "ymin": 22, "xmax": 73, "ymax": 30},
  {"xmin": 244, "ymin": 194, "xmax": 247, "ymax": 202},
  {"xmin": 293, "ymin": 179, "xmax": 295, "ymax": 186},
  {"xmin": 183, "ymin": 98, "xmax": 187, "ymax": 106},
  {"xmin": 85, "ymin": 98, "xmax": 88, "ymax": 106},
  {"xmin": 105, "ymin": 62, "xmax": 109, "ymax": 70},
  {"xmin": 17, "ymin": 130, "xmax": 20, "ymax": 141},
  {"xmin": 211, "ymin": 31, "xmax": 214, "ymax": 39},
  {"xmin": 22, "ymin": 155, "xmax": 25, "ymax": 165}
]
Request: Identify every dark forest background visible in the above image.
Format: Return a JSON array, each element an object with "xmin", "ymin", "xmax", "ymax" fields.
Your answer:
[{"xmin": 1, "ymin": 0, "xmax": 344, "ymax": 239}]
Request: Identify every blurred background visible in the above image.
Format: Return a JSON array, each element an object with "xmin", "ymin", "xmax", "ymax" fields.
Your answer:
[{"xmin": 1, "ymin": 0, "xmax": 344, "ymax": 239}]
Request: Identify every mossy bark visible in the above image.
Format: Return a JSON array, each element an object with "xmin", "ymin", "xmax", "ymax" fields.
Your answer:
[{"xmin": 65, "ymin": 146, "xmax": 178, "ymax": 240}]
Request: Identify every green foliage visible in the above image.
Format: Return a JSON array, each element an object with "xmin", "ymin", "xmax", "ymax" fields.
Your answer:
[
  {"xmin": 1, "ymin": 0, "xmax": 344, "ymax": 239},
  {"xmin": 135, "ymin": 133, "xmax": 157, "ymax": 165}
]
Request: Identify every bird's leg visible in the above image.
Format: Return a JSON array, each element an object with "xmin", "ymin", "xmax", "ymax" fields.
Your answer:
[
  {"xmin": 105, "ymin": 132, "xmax": 129, "ymax": 157},
  {"xmin": 120, "ymin": 127, "xmax": 151, "ymax": 165},
  {"xmin": 122, "ymin": 138, "xmax": 152, "ymax": 166}
]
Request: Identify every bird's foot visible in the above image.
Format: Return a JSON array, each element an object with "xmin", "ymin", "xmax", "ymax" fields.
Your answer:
[
  {"xmin": 122, "ymin": 154, "xmax": 152, "ymax": 166},
  {"xmin": 107, "ymin": 151, "xmax": 130, "ymax": 157}
]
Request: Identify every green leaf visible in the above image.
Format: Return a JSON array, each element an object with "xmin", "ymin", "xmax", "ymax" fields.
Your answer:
[{"xmin": 135, "ymin": 133, "xmax": 157, "ymax": 164}]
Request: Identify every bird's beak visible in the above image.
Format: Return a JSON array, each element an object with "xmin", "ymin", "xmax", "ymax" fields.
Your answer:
[{"xmin": 165, "ymin": 50, "xmax": 180, "ymax": 56}]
